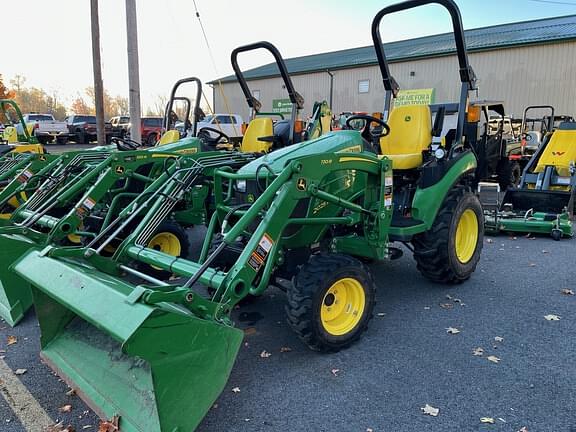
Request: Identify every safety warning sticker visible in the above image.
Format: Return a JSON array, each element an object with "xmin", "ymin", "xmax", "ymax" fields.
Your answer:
[
  {"xmin": 17, "ymin": 169, "xmax": 34, "ymax": 183},
  {"xmin": 248, "ymin": 233, "xmax": 274, "ymax": 272}
]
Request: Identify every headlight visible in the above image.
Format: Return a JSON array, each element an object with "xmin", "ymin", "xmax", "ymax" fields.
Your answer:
[{"xmin": 236, "ymin": 179, "xmax": 247, "ymax": 193}]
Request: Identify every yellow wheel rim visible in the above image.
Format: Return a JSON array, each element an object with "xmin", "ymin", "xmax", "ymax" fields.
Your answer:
[
  {"xmin": 320, "ymin": 278, "xmax": 366, "ymax": 336},
  {"xmin": 455, "ymin": 209, "xmax": 479, "ymax": 263},
  {"xmin": 148, "ymin": 232, "xmax": 181, "ymax": 256}
]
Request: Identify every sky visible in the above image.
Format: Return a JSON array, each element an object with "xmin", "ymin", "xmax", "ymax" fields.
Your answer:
[{"xmin": 3, "ymin": 0, "xmax": 575, "ymax": 112}]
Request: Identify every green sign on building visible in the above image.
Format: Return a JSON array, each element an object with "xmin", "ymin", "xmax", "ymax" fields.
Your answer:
[{"xmin": 272, "ymin": 99, "xmax": 293, "ymax": 114}]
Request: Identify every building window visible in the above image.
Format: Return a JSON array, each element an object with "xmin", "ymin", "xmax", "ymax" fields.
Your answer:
[{"xmin": 358, "ymin": 80, "xmax": 370, "ymax": 94}]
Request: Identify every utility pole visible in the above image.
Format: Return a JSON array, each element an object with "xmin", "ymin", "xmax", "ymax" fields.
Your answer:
[
  {"xmin": 325, "ymin": 70, "xmax": 334, "ymax": 110},
  {"xmin": 90, "ymin": 0, "xmax": 106, "ymax": 145},
  {"xmin": 126, "ymin": 0, "xmax": 141, "ymax": 143}
]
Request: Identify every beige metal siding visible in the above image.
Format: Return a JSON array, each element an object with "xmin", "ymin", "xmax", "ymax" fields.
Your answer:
[{"xmin": 215, "ymin": 41, "xmax": 576, "ymax": 120}]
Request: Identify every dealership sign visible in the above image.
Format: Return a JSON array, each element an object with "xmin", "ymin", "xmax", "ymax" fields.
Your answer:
[
  {"xmin": 395, "ymin": 88, "xmax": 436, "ymax": 106},
  {"xmin": 272, "ymin": 99, "xmax": 293, "ymax": 114}
]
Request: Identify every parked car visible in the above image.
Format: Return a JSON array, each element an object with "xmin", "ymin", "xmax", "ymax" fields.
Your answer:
[
  {"xmin": 138, "ymin": 117, "xmax": 164, "ymax": 145},
  {"xmin": 16, "ymin": 113, "xmax": 70, "ymax": 144},
  {"xmin": 110, "ymin": 115, "xmax": 130, "ymax": 138},
  {"xmin": 65, "ymin": 115, "xmax": 113, "ymax": 144},
  {"xmin": 196, "ymin": 114, "xmax": 243, "ymax": 143}
]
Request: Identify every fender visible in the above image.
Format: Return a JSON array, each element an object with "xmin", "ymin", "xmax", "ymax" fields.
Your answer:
[{"xmin": 411, "ymin": 151, "xmax": 477, "ymax": 228}]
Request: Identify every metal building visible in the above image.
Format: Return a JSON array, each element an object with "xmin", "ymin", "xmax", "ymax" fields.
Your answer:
[{"xmin": 210, "ymin": 15, "xmax": 576, "ymax": 120}]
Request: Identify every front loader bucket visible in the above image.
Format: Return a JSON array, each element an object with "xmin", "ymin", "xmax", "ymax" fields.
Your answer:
[
  {"xmin": 13, "ymin": 250, "xmax": 244, "ymax": 431},
  {"xmin": 0, "ymin": 232, "xmax": 38, "ymax": 325}
]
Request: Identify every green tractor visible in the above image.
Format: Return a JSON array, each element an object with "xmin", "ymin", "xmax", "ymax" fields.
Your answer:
[
  {"xmin": 10, "ymin": 1, "xmax": 483, "ymax": 430},
  {"xmin": 0, "ymin": 43, "xmax": 330, "ymax": 327},
  {"xmin": 0, "ymin": 99, "xmax": 45, "ymax": 155}
]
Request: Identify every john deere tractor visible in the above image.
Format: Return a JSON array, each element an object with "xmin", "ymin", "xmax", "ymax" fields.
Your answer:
[
  {"xmin": 0, "ymin": 99, "xmax": 45, "ymax": 154},
  {"xmin": 9, "ymin": 1, "xmax": 484, "ymax": 430}
]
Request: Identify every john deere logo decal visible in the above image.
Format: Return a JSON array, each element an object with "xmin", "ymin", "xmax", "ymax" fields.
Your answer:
[
  {"xmin": 115, "ymin": 165, "xmax": 125, "ymax": 174},
  {"xmin": 39, "ymin": 155, "xmax": 46, "ymax": 161},
  {"xmin": 297, "ymin": 178, "xmax": 307, "ymax": 191},
  {"xmin": 247, "ymin": 193, "xmax": 255, "ymax": 203},
  {"xmin": 404, "ymin": 116, "xmax": 412, "ymax": 122}
]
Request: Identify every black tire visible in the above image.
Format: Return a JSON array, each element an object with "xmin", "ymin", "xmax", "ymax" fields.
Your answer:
[
  {"xmin": 551, "ymin": 229, "xmax": 562, "ymax": 241},
  {"xmin": 412, "ymin": 187, "xmax": 483, "ymax": 284},
  {"xmin": 137, "ymin": 221, "xmax": 191, "ymax": 280},
  {"xmin": 286, "ymin": 253, "xmax": 376, "ymax": 352},
  {"xmin": 75, "ymin": 130, "xmax": 86, "ymax": 144},
  {"xmin": 146, "ymin": 133, "xmax": 158, "ymax": 146}
]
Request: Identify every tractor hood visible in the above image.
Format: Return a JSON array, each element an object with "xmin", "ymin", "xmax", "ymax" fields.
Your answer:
[{"xmin": 239, "ymin": 131, "xmax": 364, "ymax": 174}]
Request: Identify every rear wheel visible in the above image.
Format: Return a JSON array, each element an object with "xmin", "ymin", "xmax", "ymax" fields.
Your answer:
[
  {"xmin": 286, "ymin": 253, "xmax": 376, "ymax": 352},
  {"xmin": 412, "ymin": 187, "xmax": 483, "ymax": 284}
]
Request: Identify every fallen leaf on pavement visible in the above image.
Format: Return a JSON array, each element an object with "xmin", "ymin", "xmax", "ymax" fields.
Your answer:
[
  {"xmin": 260, "ymin": 350, "xmax": 271, "ymax": 358},
  {"xmin": 480, "ymin": 417, "xmax": 495, "ymax": 424},
  {"xmin": 473, "ymin": 347, "xmax": 484, "ymax": 356},
  {"xmin": 7, "ymin": 336, "xmax": 17, "ymax": 346},
  {"xmin": 59, "ymin": 404, "xmax": 72, "ymax": 413},
  {"xmin": 421, "ymin": 404, "xmax": 439, "ymax": 416},
  {"xmin": 517, "ymin": 427, "xmax": 528, "ymax": 432},
  {"xmin": 542, "ymin": 250, "xmax": 549, "ymax": 254},
  {"xmin": 14, "ymin": 368, "xmax": 27, "ymax": 375},
  {"xmin": 367, "ymin": 429, "xmax": 374, "ymax": 432},
  {"xmin": 446, "ymin": 327, "xmax": 461, "ymax": 334},
  {"xmin": 232, "ymin": 387, "xmax": 241, "ymax": 393},
  {"xmin": 440, "ymin": 303, "xmax": 453, "ymax": 309},
  {"xmin": 486, "ymin": 238, "xmax": 493, "ymax": 243},
  {"xmin": 377, "ymin": 312, "xmax": 386, "ymax": 317},
  {"xmin": 47, "ymin": 424, "xmax": 75, "ymax": 432},
  {"xmin": 494, "ymin": 336, "xmax": 504, "ymax": 342},
  {"xmin": 528, "ymin": 263, "xmax": 536, "ymax": 267},
  {"xmin": 243, "ymin": 327, "xmax": 257, "ymax": 336},
  {"xmin": 487, "ymin": 356, "xmax": 500, "ymax": 364},
  {"xmin": 331, "ymin": 368, "xmax": 340, "ymax": 377},
  {"xmin": 280, "ymin": 347, "xmax": 292, "ymax": 353},
  {"xmin": 544, "ymin": 314, "xmax": 561, "ymax": 321},
  {"xmin": 97, "ymin": 416, "xmax": 119, "ymax": 432},
  {"xmin": 66, "ymin": 389, "xmax": 76, "ymax": 397},
  {"xmin": 561, "ymin": 289, "xmax": 574, "ymax": 296},
  {"xmin": 82, "ymin": 427, "xmax": 92, "ymax": 430}
]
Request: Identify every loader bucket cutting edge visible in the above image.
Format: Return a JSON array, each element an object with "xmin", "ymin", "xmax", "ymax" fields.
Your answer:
[
  {"xmin": 0, "ymin": 233, "xmax": 38, "ymax": 326},
  {"xmin": 13, "ymin": 250, "xmax": 244, "ymax": 432}
]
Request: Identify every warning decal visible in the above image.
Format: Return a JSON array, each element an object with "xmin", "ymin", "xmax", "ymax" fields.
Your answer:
[{"xmin": 247, "ymin": 233, "xmax": 274, "ymax": 272}]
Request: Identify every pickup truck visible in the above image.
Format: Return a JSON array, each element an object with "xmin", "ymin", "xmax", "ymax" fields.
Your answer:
[
  {"xmin": 16, "ymin": 113, "xmax": 70, "ymax": 144},
  {"xmin": 110, "ymin": 115, "xmax": 130, "ymax": 138},
  {"xmin": 196, "ymin": 114, "xmax": 243, "ymax": 143},
  {"xmin": 66, "ymin": 115, "xmax": 114, "ymax": 144}
]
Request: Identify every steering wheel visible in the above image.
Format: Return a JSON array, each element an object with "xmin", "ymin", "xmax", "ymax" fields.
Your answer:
[
  {"xmin": 111, "ymin": 136, "xmax": 141, "ymax": 151},
  {"xmin": 345, "ymin": 115, "xmax": 390, "ymax": 152},
  {"xmin": 197, "ymin": 127, "xmax": 230, "ymax": 146}
]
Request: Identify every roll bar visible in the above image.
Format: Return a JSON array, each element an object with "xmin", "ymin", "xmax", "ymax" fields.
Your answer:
[
  {"xmin": 163, "ymin": 77, "xmax": 202, "ymax": 137},
  {"xmin": 521, "ymin": 105, "xmax": 555, "ymax": 135},
  {"xmin": 371, "ymin": 0, "xmax": 477, "ymax": 147},
  {"xmin": 231, "ymin": 41, "xmax": 304, "ymax": 113}
]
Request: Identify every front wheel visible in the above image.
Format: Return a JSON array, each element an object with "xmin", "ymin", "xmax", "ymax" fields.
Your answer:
[
  {"xmin": 412, "ymin": 187, "xmax": 483, "ymax": 284},
  {"xmin": 137, "ymin": 221, "xmax": 191, "ymax": 279},
  {"xmin": 286, "ymin": 254, "xmax": 376, "ymax": 352}
]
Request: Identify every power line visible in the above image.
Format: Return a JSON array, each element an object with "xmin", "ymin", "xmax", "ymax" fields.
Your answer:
[{"xmin": 526, "ymin": 0, "xmax": 576, "ymax": 5}]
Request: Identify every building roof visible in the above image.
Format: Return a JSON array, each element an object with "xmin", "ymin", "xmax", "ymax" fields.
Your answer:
[{"xmin": 209, "ymin": 14, "xmax": 576, "ymax": 84}]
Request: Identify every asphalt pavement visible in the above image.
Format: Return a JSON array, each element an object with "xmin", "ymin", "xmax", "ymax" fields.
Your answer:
[{"xmin": 0, "ymin": 229, "xmax": 575, "ymax": 431}]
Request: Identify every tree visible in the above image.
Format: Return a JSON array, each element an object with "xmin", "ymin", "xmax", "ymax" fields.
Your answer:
[
  {"xmin": 71, "ymin": 95, "xmax": 93, "ymax": 115},
  {"xmin": 0, "ymin": 74, "xmax": 16, "ymax": 123},
  {"xmin": 85, "ymin": 86, "xmax": 129, "ymax": 119}
]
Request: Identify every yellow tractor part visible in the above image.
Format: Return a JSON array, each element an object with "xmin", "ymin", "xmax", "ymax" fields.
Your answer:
[
  {"xmin": 379, "ymin": 105, "xmax": 432, "ymax": 169},
  {"xmin": 240, "ymin": 117, "xmax": 274, "ymax": 153},
  {"xmin": 534, "ymin": 129, "xmax": 576, "ymax": 177},
  {"xmin": 455, "ymin": 209, "xmax": 479, "ymax": 263},
  {"xmin": 156, "ymin": 130, "xmax": 181, "ymax": 147},
  {"xmin": 3, "ymin": 126, "xmax": 18, "ymax": 143},
  {"xmin": 320, "ymin": 277, "xmax": 366, "ymax": 336},
  {"xmin": 148, "ymin": 232, "xmax": 182, "ymax": 256}
]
